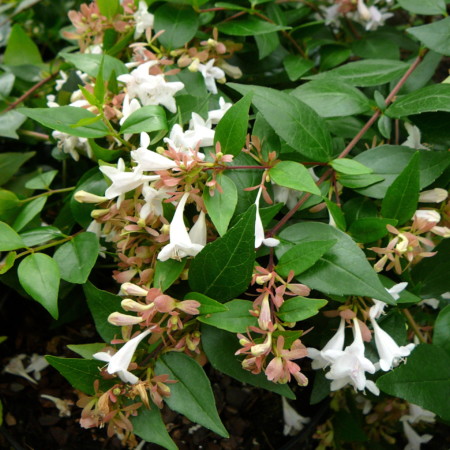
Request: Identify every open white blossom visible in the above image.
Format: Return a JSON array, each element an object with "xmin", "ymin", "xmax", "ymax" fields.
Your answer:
[
  {"xmin": 157, "ymin": 193, "xmax": 206, "ymax": 261},
  {"xmin": 52, "ymin": 131, "xmax": 92, "ymax": 162},
  {"xmin": 131, "ymin": 132, "xmax": 177, "ymax": 172},
  {"xmin": 25, "ymin": 354, "xmax": 49, "ymax": 381},
  {"xmin": 93, "ymin": 328, "xmax": 152, "ymax": 384},
  {"xmin": 198, "ymin": 59, "xmax": 225, "ymax": 94},
  {"xmin": 370, "ymin": 282, "xmax": 408, "ymax": 319},
  {"xmin": 4, "ymin": 354, "xmax": 37, "ymax": 384},
  {"xmin": 140, "ymin": 184, "xmax": 170, "ymax": 219},
  {"xmin": 133, "ymin": 1, "xmax": 154, "ymax": 39},
  {"xmin": 402, "ymin": 420, "xmax": 432, "ymax": 450},
  {"xmin": 282, "ymin": 397, "xmax": 310, "ymax": 436},
  {"xmin": 402, "ymin": 404, "xmax": 436, "ymax": 425},
  {"xmin": 402, "ymin": 123, "xmax": 428, "ymax": 150},
  {"xmin": 186, "ymin": 113, "xmax": 215, "ymax": 147},
  {"xmin": 208, "ymin": 97, "xmax": 232, "ymax": 124}
]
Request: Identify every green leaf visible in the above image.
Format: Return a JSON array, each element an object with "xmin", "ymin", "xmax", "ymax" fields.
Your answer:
[
  {"xmin": 291, "ymin": 80, "xmax": 371, "ymax": 118},
  {"xmin": 12, "ymin": 197, "xmax": 47, "ymax": 232},
  {"xmin": 53, "ymin": 233, "xmax": 99, "ymax": 284},
  {"xmin": 283, "ymin": 55, "xmax": 314, "ymax": 81},
  {"xmin": 348, "ymin": 218, "xmax": 398, "ymax": 243},
  {"xmin": 201, "ymin": 324, "xmax": 295, "ymax": 398},
  {"xmin": 60, "ymin": 52, "xmax": 128, "ymax": 79},
  {"xmin": 330, "ymin": 158, "xmax": 373, "ymax": 175},
  {"xmin": 188, "ymin": 205, "xmax": 256, "ymax": 302},
  {"xmin": 183, "ymin": 292, "xmax": 228, "ymax": 315},
  {"xmin": 216, "ymin": 16, "xmax": 289, "ymax": 36},
  {"xmin": 230, "ymin": 83, "xmax": 333, "ymax": 162},
  {"xmin": 304, "ymin": 60, "xmax": 409, "ymax": 87},
  {"xmin": 154, "ymin": 4, "xmax": 199, "ymax": 49},
  {"xmin": 18, "ymin": 253, "xmax": 60, "ymax": 319},
  {"xmin": 153, "ymin": 258, "xmax": 186, "ymax": 292},
  {"xmin": 0, "ymin": 152, "xmax": 34, "ymax": 185},
  {"xmin": 155, "ymin": 352, "xmax": 229, "ymax": 438},
  {"xmin": 434, "ymin": 305, "xmax": 450, "ymax": 355},
  {"xmin": 45, "ymin": 356, "xmax": 112, "ymax": 395},
  {"xmin": 407, "ymin": 17, "xmax": 450, "ymax": 56},
  {"xmin": 276, "ymin": 240, "xmax": 337, "ymax": 278},
  {"xmin": 277, "ymin": 222, "xmax": 395, "ymax": 303},
  {"xmin": 381, "ymin": 152, "xmax": 420, "ymax": 225},
  {"xmin": 354, "ymin": 145, "xmax": 450, "ymax": 198},
  {"xmin": 377, "ymin": 345, "xmax": 450, "ymax": 420},
  {"xmin": 255, "ymin": 32, "xmax": 279, "ymax": 59},
  {"xmin": 119, "ymin": 105, "xmax": 168, "ymax": 140},
  {"xmin": 4, "ymin": 24, "xmax": 42, "ymax": 66},
  {"xmin": 19, "ymin": 107, "xmax": 109, "ymax": 138},
  {"xmin": 387, "ymin": 84, "xmax": 450, "ymax": 117},
  {"xmin": 0, "ymin": 190, "xmax": 20, "ymax": 222},
  {"xmin": 131, "ymin": 405, "xmax": 178, "ymax": 450},
  {"xmin": 67, "ymin": 343, "xmax": 107, "ymax": 359},
  {"xmin": 24, "ymin": 170, "xmax": 58, "ymax": 190},
  {"xmin": 398, "ymin": 0, "xmax": 446, "ymax": 15},
  {"xmin": 0, "ymin": 251, "xmax": 16, "ymax": 275},
  {"xmin": 97, "ymin": 0, "xmax": 119, "ymax": 18},
  {"xmin": 278, "ymin": 297, "xmax": 328, "ymax": 322},
  {"xmin": 324, "ymin": 198, "xmax": 346, "ymax": 231},
  {"xmin": 203, "ymin": 174, "xmax": 237, "ymax": 236},
  {"xmin": 0, "ymin": 72, "xmax": 15, "ymax": 100},
  {"xmin": 197, "ymin": 299, "xmax": 257, "ymax": 333},
  {"xmin": 83, "ymin": 281, "xmax": 122, "ymax": 343},
  {"xmin": 214, "ymin": 92, "xmax": 252, "ymax": 157},
  {"xmin": 88, "ymin": 138, "xmax": 124, "ymax": 162},
  {"xmin": 270, "ymin": 161, "xmax": 321, "ymax": 195},
  {"xmin": 0, "ymin": 222, "xmax": 25, "ymax": 251},
  {"xmin": 0, "ymin": 111, "xmax": 27, "ymax": 139},
  {"xmin": 338, "ymin": 174, "xmax": 385, "ymax": 189},
  {"xmin": 19, "ymin": 226, "xmax": 63, "ymax": 247}
]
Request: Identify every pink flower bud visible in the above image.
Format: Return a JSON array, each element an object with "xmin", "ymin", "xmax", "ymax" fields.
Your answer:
[
  {"xmin": 121, "ymin": 299, "xmax": 153, "ymax": 312},
  {"xmin": 108, "ymin": 312, "xmax": 144, "ymax": 326},
  {"xmin": 74, "ymin": 190, "xmax": 107, "ymax": 204},
  {"xmin": 121, "ymin": 282, "xmax": 148, "ymax": 297}
]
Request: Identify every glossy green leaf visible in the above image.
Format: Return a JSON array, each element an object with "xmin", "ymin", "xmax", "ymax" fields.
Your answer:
[
  {"xmin": 230, "ymin": 83, "xmax": 334, "ymax": 162},
  {"xmin": 18, "ymin": 253, "xmax": 60, "ymax": 319},
  {"xmin": 60, "ymin": 52, "xmax": 128, "ymax": 78},
  {"xmin": 277, "ymin": 222, "xmax": 395, "ymax": 303},
  {"xmin": 214, "ymin": 92, "xmax": 252, "ymax": 157},
  {"xmin": 197, "ymin": 299, "xmax": 257, "ymax": 333},
  {"xmin": 155, "ymin": 352, "xmax": 229, "ymax": 438},
  {"xmin": 292, "ymin": 80, "xmax": 371, "ymax": 118},
  {"xmin": 348, "ymin": 218, "xmax": 398, "ymax": 243},
  {"xmin": 0, "ymin": 72, "xmax": 15, "ymax": 99},
  {"xmin": 354, "ymin": 146, "xmax": 450, "ymax": 198},
  {"xmin": 25, "ymin": 170, "xmax": 58, "ymax": 190},
  {"xmin": 278, "ymin": 297, "xmax": 328, "ymax": 322},
  {"xmin": 67, "ymin": 343, "xmax": 107, "ymax": 359},
  {"xmin": 270, "ymin": 161, "xmax": 321, "ymax": 195},
  {"xmin": 381, "ymin": 152, "xmax": 420, "ymax": 225},
  {"xmin": 387, "ymin": 84, "xmax": 450, "ymax": 117},
  {"xmin": 434, "ymin": 305, "xmax": 450, "ymax": 355},
  {"xmin": 0, "ymin": 111, "xmax": 27, "ymax": 139},
  {"xmin": 330, "ymin": 158, "xmax": 373, "ymax": 175},
  {"xmin": 20, "ymin": 226, "xmax": 64, "ymax": 247},
  {"xmin": 154, "ymin": 4, "xmax": 199, "ymax": 49},
  {"xmin": 338, "ymin": 174, "xmax": 385, "ymax": 189},
  {"xmin": 0, "ymin": 221, "xmax": 25, "ymax": 251},
  {"xmin": 0, "ymin": 152, "xmax": 34, "ymax": 185},
  {"xmin": 276, "ymin": 239, "xmax": 337, "ymax": 278},
  {"xmin": 83, "ymin": 281, "xmax": 122, "ymax": 343},
  {"xmin": 19, "ymin": 107, "xmax": 109, "ymax": 138},
  {"xmin": 131, "ymin": 404, "xmax": 178, "ymax": 450},
  {"xmin": 255, "ymin": 32, "xmax": 279, "ymax": 59},
  {"xmin": 201, "ymin": 324, "xmax": 295, "ymax": 398},
  {"xmin": 0, "ymin": 251, "xmax": 16, "ymax": 275},
  {"xmin": 183, "ymin": 292, "xmax": 228, "ymax": 315},
  {"xmin": 377, "ymin": 345, "xmax": 450, "ymax": 420},
  {"xmin": 0, "ymin": 190, "xmax": 20, "ymax": 222},
  {"xmin": 53, "ymin": 233, "xmax": 99, "ymax": 284},
  {"xmin": 12, "ymin": 197, "xmax": 47, "ymax": 232},
  {"xmin": 283, "ymin": 55, "xmax": 314, "ymax": 81},
  {"xmin": 4, "ymin": 24, "xmax": 42, "ymax": 66},
  {"xmin": 45, "ymin": 356, "xmax": 113, "ymax": 395},
  {"xmin": 153, "ymin": 258, "xmax": 186, "ymax": 292},
  {"xmin": 324, "ymin": 198, "xmax": 346, "ymax": 231},
  {"xmin": 398, "ymin": 0, "xmax": 446, "ymax": 14},
  {"xmin": 97, "ymin": 0, "xmax": 119, "ymax": 18},
  {"xmin": 217, "ymin": 16, "xmax": 289, "ymax": 36},
  {"xmin": 408, "ymin": 17, "xmax": 450, "ymax": 56},
  {"xmin": 189, "ymin": 205, "xmax": 256, "ymax": 302},
  {"xmin": 119, "ymin": 105, "xmax": 168, "ymax": 139},
  {"xmin": 203, "ymin": 174, "xmax": 237, "ymax": 236},
  {"xmin": 304, "ymin": 60, "xmax": 409, "ymax": 87}
]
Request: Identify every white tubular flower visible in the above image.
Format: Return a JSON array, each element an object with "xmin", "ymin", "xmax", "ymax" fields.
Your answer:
[
  {"xmin": 419, "ymin": 188, "xmax": 448, "ymax": 203},
  {"xmin": 370, "ymin": 318, "xmax": 415, "ymax": 371},
  {"xmin": 198, "ymin": 59, "xmax": 226, "ymax": 94},
  {"xmin": 402, "ymin": 420, "xmax": 432, "ymax": 450},
  {"xmin": 131, "ymin": 132, "xmax": 177, "ymax": 172},
  {"xmin": 413, "ymin": 209, "xmax": 441, "ymax": 223},
  {"xmin": 140, "ymin": 184, "xmax": 170, "ymax": 219},
  {"xmin": 402, "ymin": 123, "xmax": 428, "ymax": 150},
  {"xmin": 189, "ymin": 210, "xmax": 207, "ymax": 247},
  {"xmin": 323, "ymin": 319, "xmax": 379, "ymax": 395},
  {"xmin": 4, "ymin": 355, "xmax": 38, "ymax": 384},
  {"xmin": 254, "ymin": 186, "xmax": 280, "ymax": 248},
  {"xmin": 133, "ymin": 0, "xmax": 154, "ymax": 39},
  {"xmin": 282, "ymin": 397, "xmax": 310, "ymax": 436},
  {"xmin": 186, "ymin": 113, "xmax": 215, "ymax": 147},
  {"xmin": 357, "ymin": 0, "xmax": 371, "ymax": 20},
  {"xmin": 100, "ymin": 158, "xmax": 159, "ymax": 206},
  {"xmin": 370, "ymin": 282, "xmax": 408, "ymax": 319},
  {"xmin": 272, "ymin": 184, "xmax": 300, "ymax": 210},
  {"xmin": 25, "ymin": 354, "xmax": 49, "ymax": 381},
  {"xmin": 163, "ymin": 123, "xmax": 207, "ymax": 161},
  {"xmin": 307, "ymin": 318, "xmax": 346, "ymax": 370},
  {"xmin": 157, "ymin": 193, "xmax": 205, "ymax": 262},
  {"xmin": 208, "ymin": 97, "xmax": 232, "ymax": 124},
  {"xmin": 52, "ymin": 131, "xmax": 92, "ymax": 162},
  {"xmin": 93, "ymin": 328, "xmax": 152, "ymax": 384},
  {"xmin": 120, "ymin": 94, "xmax": 141, "ymax": 140},
  {"xmin": 402, "ymin": 404, "xmax": 436, "ymax": 425}
]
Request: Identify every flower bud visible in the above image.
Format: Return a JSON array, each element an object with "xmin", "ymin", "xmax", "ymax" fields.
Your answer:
[
  {"xmin": 419, "ymin": 188, "xmax": 448, "ymax": 203},
  {"xmin": 414, "ymin": 209, "xmax": 441, "ymax": 223},
  {"xmin": 121, "ymin": 298, "xmax": 153, "ymax": 312},
  {"xmin": 251, "ymin": 333, "xmax": 272, "ymax": 356},
  {"xmin": 90, "ymin": 209, "xmax": 110, "ymax": 218},
  {"xmin": 74, "ymin": 190, "xmax": 108, "ymax": 204},
  {"xmin": 121, "ymin": 282, "xmax": 148, "ymax": 297},
  {"xmin": 188, "ymin": 58, "xmax": 200, "ymax": 73},
  {"xmin": 108, "ymin": 312, "xmax": 144, "ymax": 326}
]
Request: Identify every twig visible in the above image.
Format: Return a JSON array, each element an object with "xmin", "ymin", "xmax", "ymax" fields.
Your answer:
[{"xmin": 402, "ymin": 308, "xmax": 427, "ymax": 344}]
